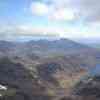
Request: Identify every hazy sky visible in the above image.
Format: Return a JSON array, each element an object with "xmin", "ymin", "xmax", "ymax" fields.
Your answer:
[{"xmin": 0, "ymin": 0, "xmax": 100, "ymax": 40}]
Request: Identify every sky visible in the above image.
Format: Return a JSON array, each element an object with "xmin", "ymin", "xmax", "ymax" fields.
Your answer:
[{"xmin": 0, "ymin": 0, "xmax": 100, "ymax": 40}]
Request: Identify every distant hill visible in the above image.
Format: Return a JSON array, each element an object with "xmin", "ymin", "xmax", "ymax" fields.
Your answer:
[{"xmin": 0, "ymin": 38, "xmax": 99, "ymax": 57}]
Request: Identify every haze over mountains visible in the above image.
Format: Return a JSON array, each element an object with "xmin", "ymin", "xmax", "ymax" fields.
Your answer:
[
  {"xmin": 0, "ymin": 38, "xmax": 100, "ymax": 100},
  {"xmin": 0, "ymin": 38, "xmax": 97, "ymax": 56},
  {"xmin": 75, "ymin": 37, "xmax": 100, "ymax": 48}
]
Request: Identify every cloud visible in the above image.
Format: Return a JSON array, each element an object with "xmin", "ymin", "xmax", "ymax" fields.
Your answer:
[
  {"xmin": 80, "ymin": 0, "xmax": 100, "ymax": 22},
  {"xmin": 30, "ymin": 2, "xmax": 49, "ymax": 16},
  {"xmin": 30, "ymin": 0, "xmax": 77, "ymax": 21},
  {"xmin": 49, "ymin": 8, "xmax": 75, "ymax": 21},
  {"xmin": 0, "ymin": 25, "xmax": 60, "ymax": 36},
  {"xmin": 1, "ymin": 23, "xmax": 100, "ymax": 40},
  {"xmin": 1, "ymin": 0, "xmax": 100, "ymax": 40},
  {"xmin": 30, "ymin": 0, "xmax": 100, "ymax": 23},
  {"xmin": 0, "ymin": 24, "xmax": 83, "ymax": 39}
]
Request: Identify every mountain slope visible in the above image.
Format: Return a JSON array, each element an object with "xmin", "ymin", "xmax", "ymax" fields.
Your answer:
[
  {"xmin": 0, "ymin": 57, "xmax": 53, "ymax": 100},
  {"xmin": 0, "ymin": 38, "xmax": 100, "ymax": 100}
]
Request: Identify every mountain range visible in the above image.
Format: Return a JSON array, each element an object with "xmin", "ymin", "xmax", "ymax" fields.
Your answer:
[{"xmin": 0, "ymin": 38, "xmax": 100, "ymax": 100}]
